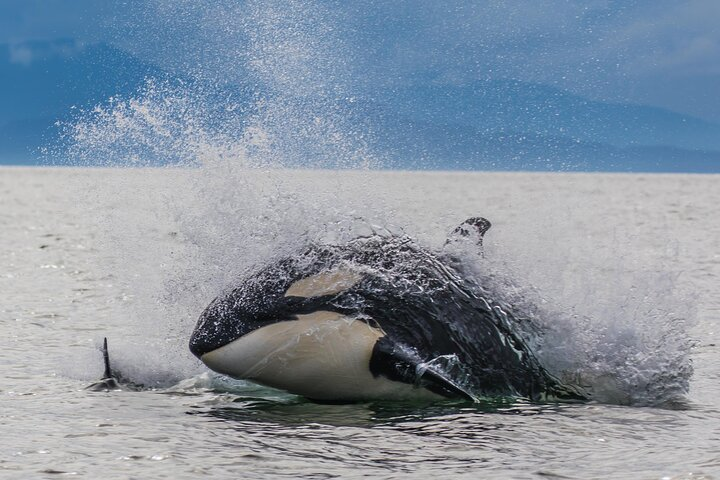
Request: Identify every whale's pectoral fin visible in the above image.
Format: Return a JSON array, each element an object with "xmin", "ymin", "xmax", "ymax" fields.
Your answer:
[{"xmin": 369, "ymin": 337, "xmax": 475, "ymax": 401}]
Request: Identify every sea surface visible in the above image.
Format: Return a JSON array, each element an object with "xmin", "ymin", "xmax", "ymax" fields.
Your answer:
[{"xmin": 1, "ymin": 166, "xmax": 718, "ymax": 479}]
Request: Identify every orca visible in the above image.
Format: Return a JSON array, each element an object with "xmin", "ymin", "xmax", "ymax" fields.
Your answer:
[
  {"xmin": 86, "ymin": 338, "xmax": 122, "ymax": 391},
  {"xmin": 86, "ymin": 338, "xmax": 143, "ymax": 391},
  {"xmin": 189, "ymin": 218, "xmax": 586, "ymax": 403}
]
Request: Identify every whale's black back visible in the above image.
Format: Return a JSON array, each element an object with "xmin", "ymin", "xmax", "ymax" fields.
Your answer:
[
  {"xmin": 311, "ymin": 236, "xmax": 570, "ymax": 400},
  {"xmin": 191, "ymin": 232, "xmax": 585, "ymax": 401}
]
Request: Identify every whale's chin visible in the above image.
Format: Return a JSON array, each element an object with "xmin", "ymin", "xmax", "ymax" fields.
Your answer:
[{"xmin": 199, "ymin": 311, "xmax": 441, "ymax": 402}]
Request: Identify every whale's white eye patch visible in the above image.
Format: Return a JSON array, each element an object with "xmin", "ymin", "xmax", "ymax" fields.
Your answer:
[{"xmin": 284, "ymin": 268, "xmax": 363, "ymax": 298}]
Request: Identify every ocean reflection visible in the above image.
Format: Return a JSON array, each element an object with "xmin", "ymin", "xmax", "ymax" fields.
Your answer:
[{"xmin": 188, "ymin": 393, "xmax": 573, "ymax": 430}]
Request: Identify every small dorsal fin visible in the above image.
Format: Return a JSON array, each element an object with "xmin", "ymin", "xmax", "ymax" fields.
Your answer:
[
  {"xmin": 85, "ymin": 337, "xmax": 120, "ymax": 391},
  {"xmin": 102, "ymin": 337, "xmax": 112, "ymax": 380},
  {"xmin": 86, "ymin": 338, "xmax": 146, "ymax": 392}
]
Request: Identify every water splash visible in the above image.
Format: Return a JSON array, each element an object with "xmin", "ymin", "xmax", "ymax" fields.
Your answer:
[
  {"xmin": 63, "ymin": 0, "xmax": 376, "ymax": 170},
  {"xmin": 62, "ymin": 2, "xmax": 695, "ymax": 407},
  {"xmin": 453, "ymin": 215, "xmax": 696, "ymax": 406}
]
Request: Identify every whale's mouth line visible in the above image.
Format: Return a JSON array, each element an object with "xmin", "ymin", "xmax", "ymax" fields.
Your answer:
[
  {"xmin": 190, "ymin": 282, "xmax": 351, "ymax": 359},
  {"xmin": 190, "ymin": 325, "xmax": 260, "ymax": 359},
  {"xmin": 189, "ymin": 311, "xmax": 328, "ymax": 359},
  {"xmin": 193, "ymin": 312, "xmax": 435, "ymax": 402},
  {"xmin": 190, "ymin": 336, "xmax": 233, "ymax": 359}
]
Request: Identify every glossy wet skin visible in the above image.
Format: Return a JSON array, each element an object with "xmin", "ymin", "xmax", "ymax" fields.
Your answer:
[
  {"xmin": 189, "ymin": 234, "xmax": 586, "ymax": 402},
  {"xmin": 189, "ymin": 243, "xmax": 459, "ymax": 401}
]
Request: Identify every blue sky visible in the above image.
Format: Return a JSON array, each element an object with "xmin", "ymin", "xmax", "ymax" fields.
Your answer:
[{"xmin": 1, "ymin": 1, "xmax": 719, "ymax": 170}]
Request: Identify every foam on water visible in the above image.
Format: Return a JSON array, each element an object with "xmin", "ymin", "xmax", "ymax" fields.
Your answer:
[{"xmin": 60, "ymin": 1, "xmax": 694, "ymax": 407}]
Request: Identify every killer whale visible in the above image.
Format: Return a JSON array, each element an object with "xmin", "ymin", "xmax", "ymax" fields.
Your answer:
[
  {"xmin": 189, "ymin": 218, "xmax": 586, "ymax": 403},
  {"xmin": 86, "ymin": 338, "xmax": 144, "ymax": 391},
  {"xmin": 86, "ymin": 338, "xmax": 121, "ymax": 391}
]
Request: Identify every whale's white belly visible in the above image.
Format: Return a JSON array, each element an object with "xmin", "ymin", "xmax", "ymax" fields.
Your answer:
[{"xmin": 200, "ymin": 311, "xmax": 441, "ymax": 401}]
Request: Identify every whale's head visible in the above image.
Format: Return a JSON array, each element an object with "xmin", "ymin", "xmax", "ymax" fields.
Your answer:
[{"xmin": 189, "ymin": 259, "xmax": 367, "ymax": 361}]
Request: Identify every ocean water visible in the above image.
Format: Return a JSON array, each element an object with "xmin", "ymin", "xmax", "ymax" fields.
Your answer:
[{"xmin": 1, "ymin": 166, "xmax": 718, "ymax": 479}]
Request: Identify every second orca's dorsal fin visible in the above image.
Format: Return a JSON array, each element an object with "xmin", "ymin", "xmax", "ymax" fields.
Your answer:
[
  {"xmin": 86, "ymin": 337, "xmax": 145, "ymax": 392},
  {"xmin": 85, "ymin": 337, "xmax": 120, "ymax": 391},
  {"xmin": 102, "ymin": 337, "xmax": 112, "ymax": 380}
]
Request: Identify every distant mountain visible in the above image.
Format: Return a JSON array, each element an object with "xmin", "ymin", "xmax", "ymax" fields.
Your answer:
[
  {"xmin": 0, "ymin": 39, "xmax": 164, "ymax": 164},
  {"xmin": 0, "ymin": 118, "xmax": 50, "ymax": 164},
  {"xmin": 380, "ymin": 79, "xmax": 720, "ymax": 152},
  {"xmin": 364, "ymin": 80, "xmax": 720, "ymax": 172},
  {"xmin": 1, "ymin": 39, "xmax": 718, "ymax": 172},
  {"xmin": 373, "ymin": 119, "xmax": 720, "ymax": 173}
]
